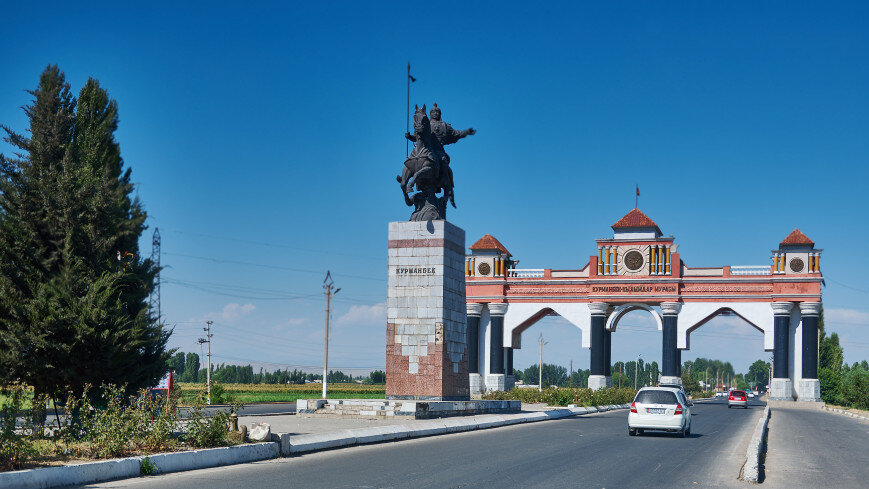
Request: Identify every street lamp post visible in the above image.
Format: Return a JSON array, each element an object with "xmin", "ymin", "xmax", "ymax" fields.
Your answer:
[{"xmin": 634, "ymin": 354, "xmax": 642, "ymax": 390}]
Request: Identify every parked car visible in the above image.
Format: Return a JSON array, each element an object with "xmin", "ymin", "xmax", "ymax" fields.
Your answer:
[
  {"xmin": 628, "ymin": 387, "xmax": 692, "ymax": 437},
  {"xmin": 728, "ymin": 390, "xmax": 748, "ymax": 408}
]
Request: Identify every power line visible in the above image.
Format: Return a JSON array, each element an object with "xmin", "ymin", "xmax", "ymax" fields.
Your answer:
[
  {"xmin": 162, "ymin": 228, "xmax": 381, "ymax": 262},
  {"xmin": 161, "ymin": 251, "xmax": 386, "ymax": 283}
]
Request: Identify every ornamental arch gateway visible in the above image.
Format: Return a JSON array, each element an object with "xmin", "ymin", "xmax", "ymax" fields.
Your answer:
[{"xmin": 464, "ymin": 208, "xmax": 823, "ymax": 402}]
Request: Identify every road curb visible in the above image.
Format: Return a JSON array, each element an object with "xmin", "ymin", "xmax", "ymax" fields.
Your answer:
[
  {"xmin": 0, "ymin": 442, "xmax": 280, "ymax": 489},
  {"xmin": 285, "ymin": 403, "xmax": 629, "ymax": 456},
  {"xmin": 823, "ymin": 406, "xmax": 869, "ymax": 422},
  {"xmin": 741, "ymin": 406, "xmax": 770, "ymax": 483},
  {"xmin": 1, "ymin": 403, "xmax": 629, "ymax": 487}
]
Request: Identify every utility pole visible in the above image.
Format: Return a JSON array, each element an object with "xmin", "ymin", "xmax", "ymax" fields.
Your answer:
[
  {"xmin": 538, "ymin": 334, "xmax": 547, "ymax": 392},
  {"xmin": 634, "ymin": 354, "xmax": 642, "ymax": 390},
  {"xmin": 198, "ymin": 321, "xmax": 213, "ymax": 404},
  {"xmin": 569, "ymin": 359, "xmax": 573, "ymax": 388},
  {"xmin": 322, "ymin": 271, "xmax": 340, "ymax": 399}
]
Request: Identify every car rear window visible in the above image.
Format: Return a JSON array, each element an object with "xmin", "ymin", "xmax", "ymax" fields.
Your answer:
[
  {"xmin": 634, "ymin": 390, "xmax": 678, "ymax": 405},
  {"xmin": 732, "ymin": 391, "xmax": 746, "ymax": 396}
]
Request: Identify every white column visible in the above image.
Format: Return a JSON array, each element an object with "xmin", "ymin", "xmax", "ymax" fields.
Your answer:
[
  {"xmin": 770, "ymin": 302, "xmax": 794, "ymax": 401},
  {"xmin": 467, "ymin": 303, "xmax": 484, "ymax": 397},
  {"xmin": 486, "ymin": 303, "xmax": 509, "ymax": 392}
]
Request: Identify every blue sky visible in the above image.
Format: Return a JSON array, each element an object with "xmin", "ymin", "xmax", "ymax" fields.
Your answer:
[{"xmin": 2, "ymin": 1, "xmax": 868, "ymax": 375}]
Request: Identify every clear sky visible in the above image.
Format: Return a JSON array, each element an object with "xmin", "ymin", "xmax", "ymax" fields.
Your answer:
[{"xmin": 2, "ymin": 1, "xmax": 868, "ymax": 376}]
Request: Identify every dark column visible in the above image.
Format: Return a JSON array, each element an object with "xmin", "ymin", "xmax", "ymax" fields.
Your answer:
[
  {"xmin": 773, "ymin": 306, "xmax": 791, "ymax": 379},
  {"xmin": 660, "ymin": 302, "xmax": 682, "ymax": 378},
  {"xmin": 590, "ymin": 312, "xmax": 606, "ymax": 376},
  {"xmin": 801, "ymin": 306, "xmax": 819, "ymax": 379},
  {"xmin": 603, "ymin": 329, "xmax": 612, "ymax": 376},
  {"xmin": 467, "ymin": 314, "xmax": 480, "ymax": 374},
  {"xmin": 662, "ymin": 315, "xmax": 677, "ymax": 377},
  {"xmin": 490, "ymin": 314, "xmax": 504, "ymax": 374},
  {"xmin": 505, "ymin": 347, "xmax": 513, "ymax": 376}
]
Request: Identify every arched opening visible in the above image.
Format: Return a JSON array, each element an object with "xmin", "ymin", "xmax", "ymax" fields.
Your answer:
[
  {"xmin": 681, "ymin": 306, "xmax": 771, "ymax": 393},
  {"xmin": 609, "ymin": 306, "xmax": 664, "ymax": 389},
  {"xmin": 502, "ymin": 304, "xmax": 588, "ymax": 388}
]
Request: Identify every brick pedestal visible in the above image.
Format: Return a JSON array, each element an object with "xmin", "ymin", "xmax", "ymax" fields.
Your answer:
[{"xmin": 386, "ymin": 220, "xmax": 469, "ymax": 400}]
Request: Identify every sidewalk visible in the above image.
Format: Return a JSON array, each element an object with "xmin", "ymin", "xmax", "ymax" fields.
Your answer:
[
  {"xmin": 236, "ymin": 402, "xmax": 573, "ymax": 436},
  {"xmin": 764, "ymin": 406, "xmax": 869, "ymax": 489}
]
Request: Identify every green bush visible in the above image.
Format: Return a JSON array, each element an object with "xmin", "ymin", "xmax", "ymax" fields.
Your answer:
[
  {"xmin": 819, "ymin": 367, "xmax": 843, "ymax": 405},
  {"xmin": 840, "ymin": 368, "xmax": 869, "ymax": 410},
  {"xmin": 483, "ymin": 387, "xmax": 636, "ymax": 406},
  {"xmin": 183, "ymin": 398, "xmax": 240, "ymax": 448},
  {"xmin": 0, "ymin": 385, "xmax": 37, "ymax": 470}
]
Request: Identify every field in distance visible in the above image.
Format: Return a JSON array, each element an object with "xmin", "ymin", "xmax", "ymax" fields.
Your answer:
[{"xmin": 176, "ymin": 382, "xmax": 386, "ymax": 404}]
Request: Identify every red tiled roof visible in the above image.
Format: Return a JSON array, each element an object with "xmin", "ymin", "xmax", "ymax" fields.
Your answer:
[
  {"xmin": 780, "ymin": 228, "xmax": 814, "ymax": 246},
  {"xmin": 469, "ymin": 234, "xmax": 511, "ymax": 255},
  {"xmin": 612, "ymin": 208, "xmax": 659, "ymax": 229}
]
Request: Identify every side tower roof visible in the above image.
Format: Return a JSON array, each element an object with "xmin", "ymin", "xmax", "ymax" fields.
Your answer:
[
  {"xmin": 780, "ymin": 228, "xmax": 815, "ymax": 248},
  {"xmin": 469, "ymin": 234, "xmax": 511, "ymax": 256}
]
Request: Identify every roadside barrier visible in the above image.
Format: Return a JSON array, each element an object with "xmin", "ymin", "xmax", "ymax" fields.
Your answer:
[
  {"xmin": 0, "ymin": 403, "xmax": 629, "ymax": 488},
  {"xmin": 741, "ymin": 406, "xmax": 770, "ymax": 483}
]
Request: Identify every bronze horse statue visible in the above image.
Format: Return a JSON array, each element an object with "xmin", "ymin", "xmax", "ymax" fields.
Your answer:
[{"xmin": 397, "ymin": 105, "xmax": 453, "ymax": 212}]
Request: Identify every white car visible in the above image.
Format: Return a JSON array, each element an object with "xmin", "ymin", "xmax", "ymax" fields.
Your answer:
[{"xmin": 629, "ymin": 387, "xmax": 692, "ymax": 437}]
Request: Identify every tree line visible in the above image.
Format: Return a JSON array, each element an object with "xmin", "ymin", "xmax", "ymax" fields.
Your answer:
[{"xmin": 168, "ymin": 351, "xmax": 386, "ymax": 385}]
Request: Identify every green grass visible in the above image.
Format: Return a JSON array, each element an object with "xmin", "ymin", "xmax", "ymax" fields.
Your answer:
[
  {"xmin": 227, "ymin": 391, "xmax": 386, "ymax": 403},
  {"xmin": 0, "ymin": 391, "xmax": 34, "ymax": 410}
]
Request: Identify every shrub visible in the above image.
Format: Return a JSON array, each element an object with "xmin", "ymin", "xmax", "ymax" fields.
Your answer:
[
  {"xmin": 140, "ymin": 456, "xmax": 158, "ymax": 475},
  {"xmin": 183, "ymin": 398, "xmax": 241, "ymax": 448},
  {"xmin": 840, "ymin": 368, "xmax": 869, "ymax": 410},
  {"xmin": 483, "ymin": 387, "xmax": 636, "ymax": 406},
  {"xmin": 819, "ymin": 367, "xmax": 843, "ymax": 405},
  {"xmin": 0, "ymin": 385, "xmax": 37, "ymax": 470}
]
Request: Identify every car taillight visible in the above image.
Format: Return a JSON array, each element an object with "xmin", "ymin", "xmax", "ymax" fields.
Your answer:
[
  {"xmin": 674, "ymin": 403, "xmax": 683, "ymax": 415},
  {"xmin": 729, "ymin": 396, "xmax": 735, "ymax": 400},
  {"xmin": 630, "ymin": 402, "xmax": 637, "ymax": 413}
]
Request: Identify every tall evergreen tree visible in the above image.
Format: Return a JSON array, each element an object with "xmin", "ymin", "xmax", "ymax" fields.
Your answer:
[{"xmin": 0, "ymin": 66, "xmax": 171, "ymax": 400}]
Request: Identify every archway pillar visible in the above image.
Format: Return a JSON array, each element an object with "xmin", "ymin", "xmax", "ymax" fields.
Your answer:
[
  {"xmin": 588, "ymin": 303, "xmax": 610, "ymax": 390},
  {"xmin": 770, "ymin": 302, "xmax": 794, "ymax": 400},
  {"xmin": 660, "ymin": 302, "xmax": 683, "ymax": 386},
  {"xmin": 467, "ymin": 303, "xmax": 484, "ymax": 396},
  {"xmin": 485, "ymin": 303, "xmax": 509, "ymax": 392},
  {"xmin": 797, "ymin": 302, "xmax": 822, "ymax": 402}
]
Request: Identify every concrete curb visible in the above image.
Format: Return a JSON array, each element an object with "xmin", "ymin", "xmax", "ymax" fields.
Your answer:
[
  {"xmin": 741, "ymin": 406, "xmax": 770, "ymax": 483},
  {"xmin": 285, "ymin": 403, "xmax": 630, "ymax": 456},
  {"xmin": 1, "ymin": 403, "xmax": 630, "ymax": 487},
  {"xmin": 0, "ymin": 442, "xmax": 280, "ymax": 489},
  {"xmin": 823, "ymin": 406, "xmax": 869, "ymax": 422}
]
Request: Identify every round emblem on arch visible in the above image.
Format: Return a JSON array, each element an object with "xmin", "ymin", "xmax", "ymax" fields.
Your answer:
[
  {"xmin": 790, "ymin": 258, "xmax": 804, "ymax": 273},
  {"xmin": 478, "ymin": 262, "xmax": 491, "ymax": 276},
  {"xmin": 624, "ymin": 250, "xmax": 644, "ymax": 271}
]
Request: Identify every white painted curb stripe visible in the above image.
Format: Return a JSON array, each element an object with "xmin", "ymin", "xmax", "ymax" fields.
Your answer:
[
  {"xmin": 0, "ymin": 442, "xmax": 279, "ymax": 489},
  {"xmin": 1, "ymin": 403, "xmax": 630, "ymax": 488},
  {"xmin": 742, "ymin": 406, "xmax": 770, "ymax": 483}
]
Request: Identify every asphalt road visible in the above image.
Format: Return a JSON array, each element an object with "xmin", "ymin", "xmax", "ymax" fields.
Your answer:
[
  {"xmin": 181, "ymin": 403, "xmax": 296, "ymax": 418},
  {"xmin": 84, "ymin": 398, "xmax": 764, "ymax": 489}
]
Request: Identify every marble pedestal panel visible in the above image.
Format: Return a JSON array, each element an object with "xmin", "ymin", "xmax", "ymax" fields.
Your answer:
[
  {"xmin": 386, "ymin": 220, "xmax": 469, "ymax": 400},
  {"xmin": 769, "ymin": 378, "xmax": 794, "ymax": 401},
  {"xmin": 797, "ymin": 379, "xmax": 821, "ymax": 402}
]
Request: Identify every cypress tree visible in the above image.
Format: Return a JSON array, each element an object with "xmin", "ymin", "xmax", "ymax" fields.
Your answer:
[{"xmin": 0, "ymin": 66, "xmax": 171, "ymax": 401}]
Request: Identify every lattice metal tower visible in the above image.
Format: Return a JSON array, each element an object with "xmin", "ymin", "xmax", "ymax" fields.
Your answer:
[{"xmin": 150, "ymin": 227, "xmax": 161, "ymax": 321}]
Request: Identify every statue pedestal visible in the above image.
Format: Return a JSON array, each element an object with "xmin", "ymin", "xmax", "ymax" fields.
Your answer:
[{"xmin": 386, "ymin": 220, "xmax": 469, "ymax": 400}]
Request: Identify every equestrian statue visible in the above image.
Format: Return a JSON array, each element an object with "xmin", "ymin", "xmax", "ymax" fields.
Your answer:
[{"xmin": 397, "ymin": 103, "xmax": 475, "ymax": 221}]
